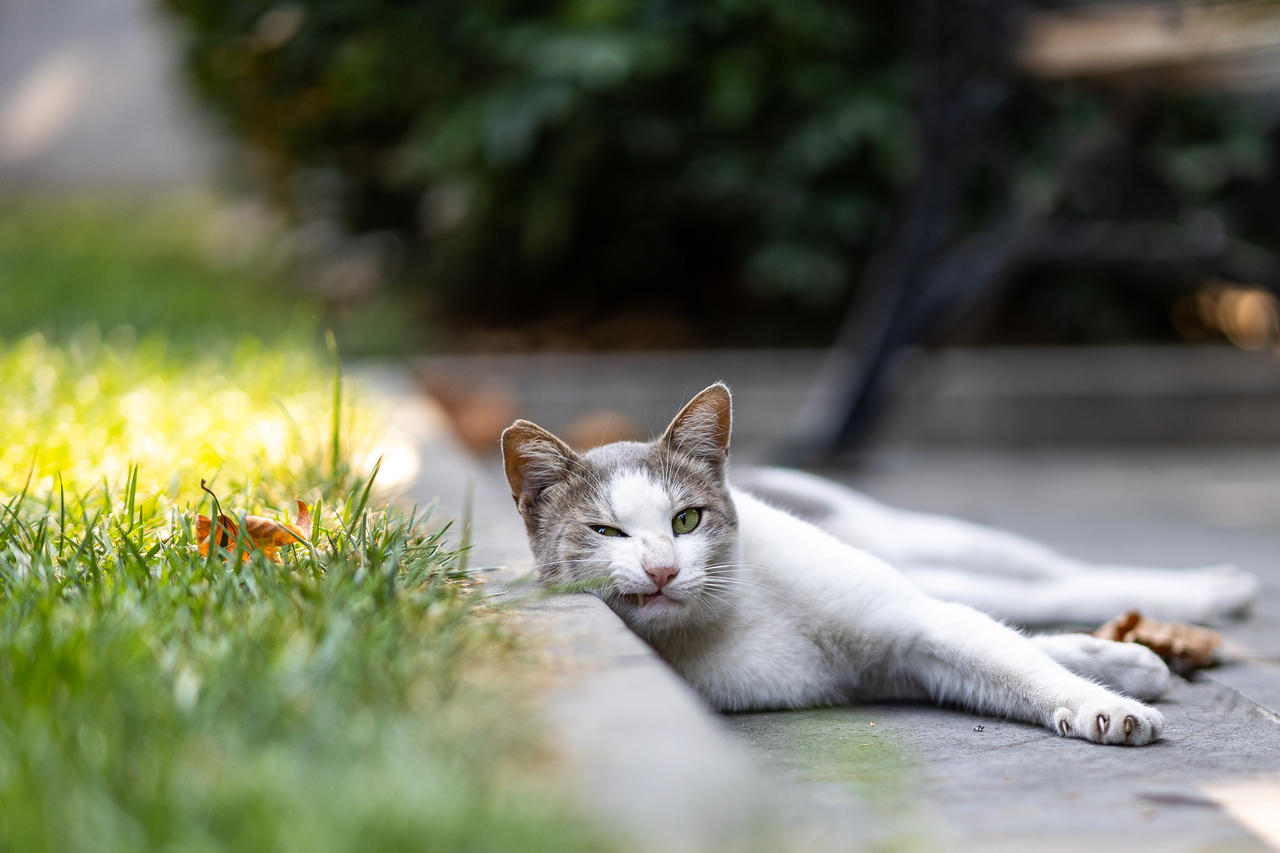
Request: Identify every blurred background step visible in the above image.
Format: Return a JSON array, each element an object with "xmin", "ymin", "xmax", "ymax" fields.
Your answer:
[{"xmin": 414, "ymin": 345, "xmax": 1280, "ymax": 460}]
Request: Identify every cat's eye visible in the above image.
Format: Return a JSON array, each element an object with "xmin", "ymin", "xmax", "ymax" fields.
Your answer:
[
  {"xmin": 672, "ymin": 508, "xmax": 701, "ymax": 535},
  {"xmin": 591, "ymin": 524, "xmax": 625, "ymax": 537}
]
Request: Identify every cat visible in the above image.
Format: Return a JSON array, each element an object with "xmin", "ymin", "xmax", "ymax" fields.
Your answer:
[{"xmin": 500, "ymin": 383, "xmax": 1256, "ymax": 745}]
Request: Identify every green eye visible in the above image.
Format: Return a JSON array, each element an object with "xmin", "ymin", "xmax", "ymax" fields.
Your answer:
[
  {"xmin": 672, "ymin": 508, "xmax": 701, "ymax": 535},
  {"xmin": 592, "ymin": 525, "xmax": 624, "ymax": 537}
]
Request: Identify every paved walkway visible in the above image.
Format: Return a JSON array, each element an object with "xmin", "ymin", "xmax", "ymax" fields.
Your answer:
[{"xmin": 355, "ymin": 364, "xmax": 1280, "ymax": 852}]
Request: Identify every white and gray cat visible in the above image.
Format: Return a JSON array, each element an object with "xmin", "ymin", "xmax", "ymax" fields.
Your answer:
[{"xmin": 501, "ymin": 384, "xmax": 1259, "ymax": 746}]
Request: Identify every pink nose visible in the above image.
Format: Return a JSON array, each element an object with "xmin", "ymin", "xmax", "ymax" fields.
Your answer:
[{"xmin": 645, "ymin": 565, "xmax": 679, "ymax": 590}]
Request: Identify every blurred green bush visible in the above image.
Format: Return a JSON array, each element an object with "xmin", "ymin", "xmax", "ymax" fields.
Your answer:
[
  {"xmin": 159, "ymin": 0, "xmax": 914, "ymax": 341},
  {"xmin": 160, "ymin": 0, "xmax": 1279, "ymax": 347}
]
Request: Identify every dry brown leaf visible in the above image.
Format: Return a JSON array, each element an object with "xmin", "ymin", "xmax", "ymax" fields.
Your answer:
[
  {"xmin": 1092, "ymin": 610, "xmax": 1222, "ymax": 673},
  {"xmin": 197, "ymin": 498, "xmax": 311, "ymax": 563}
]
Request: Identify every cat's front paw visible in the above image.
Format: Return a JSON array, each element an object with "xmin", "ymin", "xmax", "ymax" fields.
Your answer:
[{"xmin": 1052, "ymin": 694, "xmax": 1164, "ymax": 746}]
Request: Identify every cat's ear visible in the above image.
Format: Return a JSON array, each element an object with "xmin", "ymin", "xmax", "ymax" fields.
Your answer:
[
  {"xmin": 501, "ymin": 419, "xmax": 580, "ymax": 513},
  {"xmin": 661, "ymin": 383, "xmax": 732, "ymax": 472}
]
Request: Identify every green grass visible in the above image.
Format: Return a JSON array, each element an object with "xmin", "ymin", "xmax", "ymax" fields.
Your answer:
[
  {"xmin": 0, "ymin": 197, "xmax": 309, "ymax": 343},
  {"xmin": 0, "ymin": 329, "xmax": 608, "ymax": 851}
]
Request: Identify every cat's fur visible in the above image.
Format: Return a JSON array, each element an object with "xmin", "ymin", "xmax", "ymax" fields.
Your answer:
[
  {"xmin": 732, "ymin": 467, "xmax": 1260, "ymax": 627},
  {"xmin": 501, "ymin": 384, "xmax": 1255, "ymax": 745}
]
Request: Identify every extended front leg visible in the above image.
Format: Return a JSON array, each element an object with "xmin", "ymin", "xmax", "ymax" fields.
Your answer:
[{"xmin": 889, "ymin": 597, "xmax": 1165, "ymax": 745}]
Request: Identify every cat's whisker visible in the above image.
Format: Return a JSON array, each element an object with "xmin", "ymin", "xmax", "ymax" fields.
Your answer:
[
  {"xmin": 697, "ymin": 582, "xmax": 788, "ymax": 609},
  {"xmin": 681, "ymin": 586, "xmax": 738, "ymax": 614},
  {"xmin": 694, "ymin": 572, "xmax": 789, "ymax": 600},
  {"xmin": 698, "ymin": 585, "xmax": 790, "ymax": 611},
  {"xmin": 701, "ymin": 562, "xmax": 762, "ymax": 573},
  {"xmin": 698, "ymin": 574, "xmax": 778, "ymax": 593},
  {"xmin": 700, "ymin": 569, "xmax": 762, "ymax": 585},
  {"xmin": 689, "ymin": 586, "xmax": 748, "ymax": 609},
  {"xmin": 690, "ymin": 591, "xmax": 760, "ymax": 622}
]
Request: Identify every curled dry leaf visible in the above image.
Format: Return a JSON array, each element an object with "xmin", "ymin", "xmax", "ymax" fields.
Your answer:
[
  {"xmin": 1092, "ymin": 609, "xmax": 1222, "ymax": 674},
  {"xmin": 197, "ymin": 499, "xmax": 312, "ymax": 563}
]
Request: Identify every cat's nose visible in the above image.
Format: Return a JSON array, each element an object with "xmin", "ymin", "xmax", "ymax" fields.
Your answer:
[{"xmin": 645, "ymin": 565, "xmax": 679, "ymax": 590}]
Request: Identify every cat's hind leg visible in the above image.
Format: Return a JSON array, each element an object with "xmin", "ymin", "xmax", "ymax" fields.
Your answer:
[
  {"xmin": 737, "ymin": 467, "xmax": 1260, "ymax": 624},
  {"xmin": 736, "ymin": 467, "xmax": 1077, "ymax": 580},
  {"xmin": 904, "ymin": 564, "xmax": 1258, "ymax": 626}
]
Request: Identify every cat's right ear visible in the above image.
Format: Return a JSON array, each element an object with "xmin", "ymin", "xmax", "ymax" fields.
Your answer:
[
  {"xmin": 501, "ymin": 420, "xmax": 580, "ymax": 513},
  {"xmin": 661, "ymin": 382, "xmax": 732, "ymax": 474}
]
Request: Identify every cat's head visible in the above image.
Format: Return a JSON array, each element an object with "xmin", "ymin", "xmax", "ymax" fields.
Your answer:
[{"xmin": 501, "ymin": 383, "xmax": 739, "ymax": 634}]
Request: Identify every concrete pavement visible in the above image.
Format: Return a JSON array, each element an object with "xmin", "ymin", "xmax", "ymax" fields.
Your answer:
[{"xmin": 354, "ymin": 362, "xmax": 1280, "ymax": 852}]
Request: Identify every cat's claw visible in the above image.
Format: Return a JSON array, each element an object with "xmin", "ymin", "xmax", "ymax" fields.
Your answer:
[{"xmin": 1052, "ymin": 695, "xmax": 1164, "ymax": 745}]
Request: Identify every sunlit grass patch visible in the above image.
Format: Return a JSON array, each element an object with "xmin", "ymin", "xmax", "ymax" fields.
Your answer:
[
  {"xmin": 0, "ymin": 332, "xmax": 610, "ymax": 852},
  {"xmin": 1, "ymin": 327, "xmax": 367, "ymax": 509}
]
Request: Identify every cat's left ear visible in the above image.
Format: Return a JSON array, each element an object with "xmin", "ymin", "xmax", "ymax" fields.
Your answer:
[
  {"xmin": 501, "ymin": 419, "xmax": 580, "ymax": 514},
  {"xmin": 661, "ymin": 383, "xmax": 732, "ymax": 474}
]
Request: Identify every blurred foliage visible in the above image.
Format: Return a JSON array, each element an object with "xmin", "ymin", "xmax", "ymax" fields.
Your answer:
[
  {"xmin": 972, "ymin": 91, "xmax": 1280, "ymax": 345},
  {"xmin": 160, "ymin": 0, "xmax": 1280, "ymax": 346},
  {"xmin": 160, "ymin": 0, "xmax": 913, "ymax": 342}
]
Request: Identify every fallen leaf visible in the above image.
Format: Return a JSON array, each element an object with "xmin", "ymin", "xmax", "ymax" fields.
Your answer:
[
  {"xmin": 1092, "ymin": 610, "xmax": 1222, "ymax": 674},
  {"xmin": 197, "ymin": 498, "xmax": 311, "ymax": 563}
]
